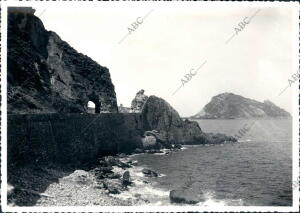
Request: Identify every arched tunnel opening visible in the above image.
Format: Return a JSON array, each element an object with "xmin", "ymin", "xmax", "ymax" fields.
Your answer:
[{"xmin": 87, "ymin": 100, "xmax": 101, "ymax": 114}]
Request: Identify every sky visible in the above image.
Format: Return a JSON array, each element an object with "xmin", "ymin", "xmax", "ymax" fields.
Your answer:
[{"xmin": 34, "ymin": 2, "xmax": 298, "ymax": 117}]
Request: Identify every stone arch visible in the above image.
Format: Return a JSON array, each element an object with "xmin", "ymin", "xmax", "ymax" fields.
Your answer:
[{"xmin": 87, "ymin": 94, "xmax": 101, "ymax": 114}]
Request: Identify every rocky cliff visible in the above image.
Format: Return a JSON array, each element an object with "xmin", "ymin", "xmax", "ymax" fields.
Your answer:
[
  {"xmin": 7, "ymin": 7, "xmax": 118, "ymax": 114},
  {"xmin": 192, "ymin": 93, "xmax": 291, "ymax": 119},
  {"xmin": 141, "ymin": 96, "xmax": 236, "ymax": 145}
]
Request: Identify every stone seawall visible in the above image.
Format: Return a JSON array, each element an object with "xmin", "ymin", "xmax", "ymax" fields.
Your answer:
[{"xmin": 8, "ymin": 113, "xmax": 143, "ymax": 166}]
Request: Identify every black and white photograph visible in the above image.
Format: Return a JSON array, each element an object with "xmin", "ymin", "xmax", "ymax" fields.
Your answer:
[{"xmin": 1, "ymin": 1, "xmax": 299, "ymax": 212}]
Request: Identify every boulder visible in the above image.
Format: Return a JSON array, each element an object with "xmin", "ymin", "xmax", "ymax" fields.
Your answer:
[
  {"xmin": 142, "ymin": 169, "xmax": 158, "ymax": 177},
  {"xmin": 173, "ymin": 144, "xmax": 182, "ymax": 149},
  {"xmin": 122, "ymin": 171, "xmax": 131, "ymax": 186},
  {"xmin": 105, "ymin": 185, "xmax": 120, "ymax": 194},
  {"xmin": 142, "ymin": 135, "xmax": 158, "ymax": 150},
  {"xmin": 169, "ymin": 187, "xmax": 204, "ymax": 204},
  {"xmin": 144, "ymin": 130, "xmax": 171, "ymax": 149},
  {"xmin": 64, "ymin": 170, "xmax": 93, "ymax": 185},
  {"xmin": 131, "ymin": 89, "xmax": 149, "ymax": 113},
  {"xmin": 117, "ymin": 161, "xmax": 131, "ymax": 169},
  {"xmin": 102, "ymin": 179, "xmax": 125, "ymax": 194}
]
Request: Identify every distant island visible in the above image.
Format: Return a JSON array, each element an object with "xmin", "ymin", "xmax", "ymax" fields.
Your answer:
[{"xmin": 191, "ymin": 93, "xmax": 291, "ymax": 119}]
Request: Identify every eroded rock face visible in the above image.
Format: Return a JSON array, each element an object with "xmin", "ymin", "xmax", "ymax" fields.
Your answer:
[
  {"xmin": 141, "ymin": 96, "xmax": 204, "ymax": 144},
  {"xmin": 131, "ymin": 89, "xmax": 148, "ymax": 113},
  {"xmin": 7, "ymin": 7, "xmax": 118, "ymax": 114}
]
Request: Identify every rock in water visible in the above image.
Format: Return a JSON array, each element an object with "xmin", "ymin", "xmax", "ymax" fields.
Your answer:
[
  {"xmin": 142, "ymin": 169, "xmax": 158, "ymax": 177},
  {"xmin": 7, "ymin": 7, "xmax": 118, "ymax": 114},
  {"xmin": 131, "ymin": 89, "xmax": 148, "ymax": 113},
  {"xmin": 169, "ymin": 187, "xmax": 203, "ymax": 204},
  {"xmin": 191, "ymin": 92, "xmax": 291, "ymax": 119}
]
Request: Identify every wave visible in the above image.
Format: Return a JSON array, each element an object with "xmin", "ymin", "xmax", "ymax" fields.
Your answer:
[
  {"xmin": 238, "ymin": 139, "xmax": 253, "ymax": 143},
  {"xmin": 197, "ymin": 191, "xmax": 244, "ymax": 206},
  {"xmin": 112, "ymin": 165, "xmax": 170, "ymax": 205}
]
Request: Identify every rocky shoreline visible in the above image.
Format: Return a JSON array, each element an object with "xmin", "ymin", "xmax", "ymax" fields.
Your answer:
[
  {"xmin": 8, "ymin": 142, "xmax": 241, "ymax": 206},
  {"xmin": 8, "ymin": 144, "xmax": 212, "ymax": 206}
]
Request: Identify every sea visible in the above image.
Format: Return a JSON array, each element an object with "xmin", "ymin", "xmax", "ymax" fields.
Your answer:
[{"xmin": 116, "ymin": 119, "xmax": 293, "ymax": 206}]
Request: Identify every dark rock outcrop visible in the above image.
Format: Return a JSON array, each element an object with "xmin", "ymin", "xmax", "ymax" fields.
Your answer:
[
  {"xmin": 142, "ymin": 169, "xmax": 158, "ymax": 177},
  {"xmin": 8, "ymin": 7, "xmax": 118, "ymax": 114},
  {"xmin": 131, "ymin": 89, "xmax": 148, "ymax": 113},
  {"xmin": 141, "ymin": 95, "xmax": 236, "ymax": 145},
  {"xmin": 169, "ymin": 187, "xmax": 204, "ymax": 204},
  {"xmin": 122, "ymin": 171, "xmax": 131, "ymax": 186},
  {"xmin": 192, "ymin": 93, "xmax": 291, "ymax": 119}
]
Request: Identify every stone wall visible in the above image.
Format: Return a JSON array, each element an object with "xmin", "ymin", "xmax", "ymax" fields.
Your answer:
[{"xmin": 8, "ymin": 113, "xmax": 143, "ymax": 166}]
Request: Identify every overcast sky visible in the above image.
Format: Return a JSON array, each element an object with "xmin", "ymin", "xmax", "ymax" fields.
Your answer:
[{"xmin": 35, "ymin": 3, "xmax": 297, "ymax": 117}]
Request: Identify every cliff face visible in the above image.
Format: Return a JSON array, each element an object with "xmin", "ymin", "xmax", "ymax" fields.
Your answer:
[
  {"xmin": 7, "ymin": 7, "xmax": 118, "ymax": 114},
  {"xmin": 192, "ymin": 93, "xmax": 291, "ymax": 119}
]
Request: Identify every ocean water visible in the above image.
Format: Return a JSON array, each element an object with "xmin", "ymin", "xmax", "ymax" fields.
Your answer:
[{"xmin": 127, "ymin": 119, "xmax": 293, "ymax": 206}]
